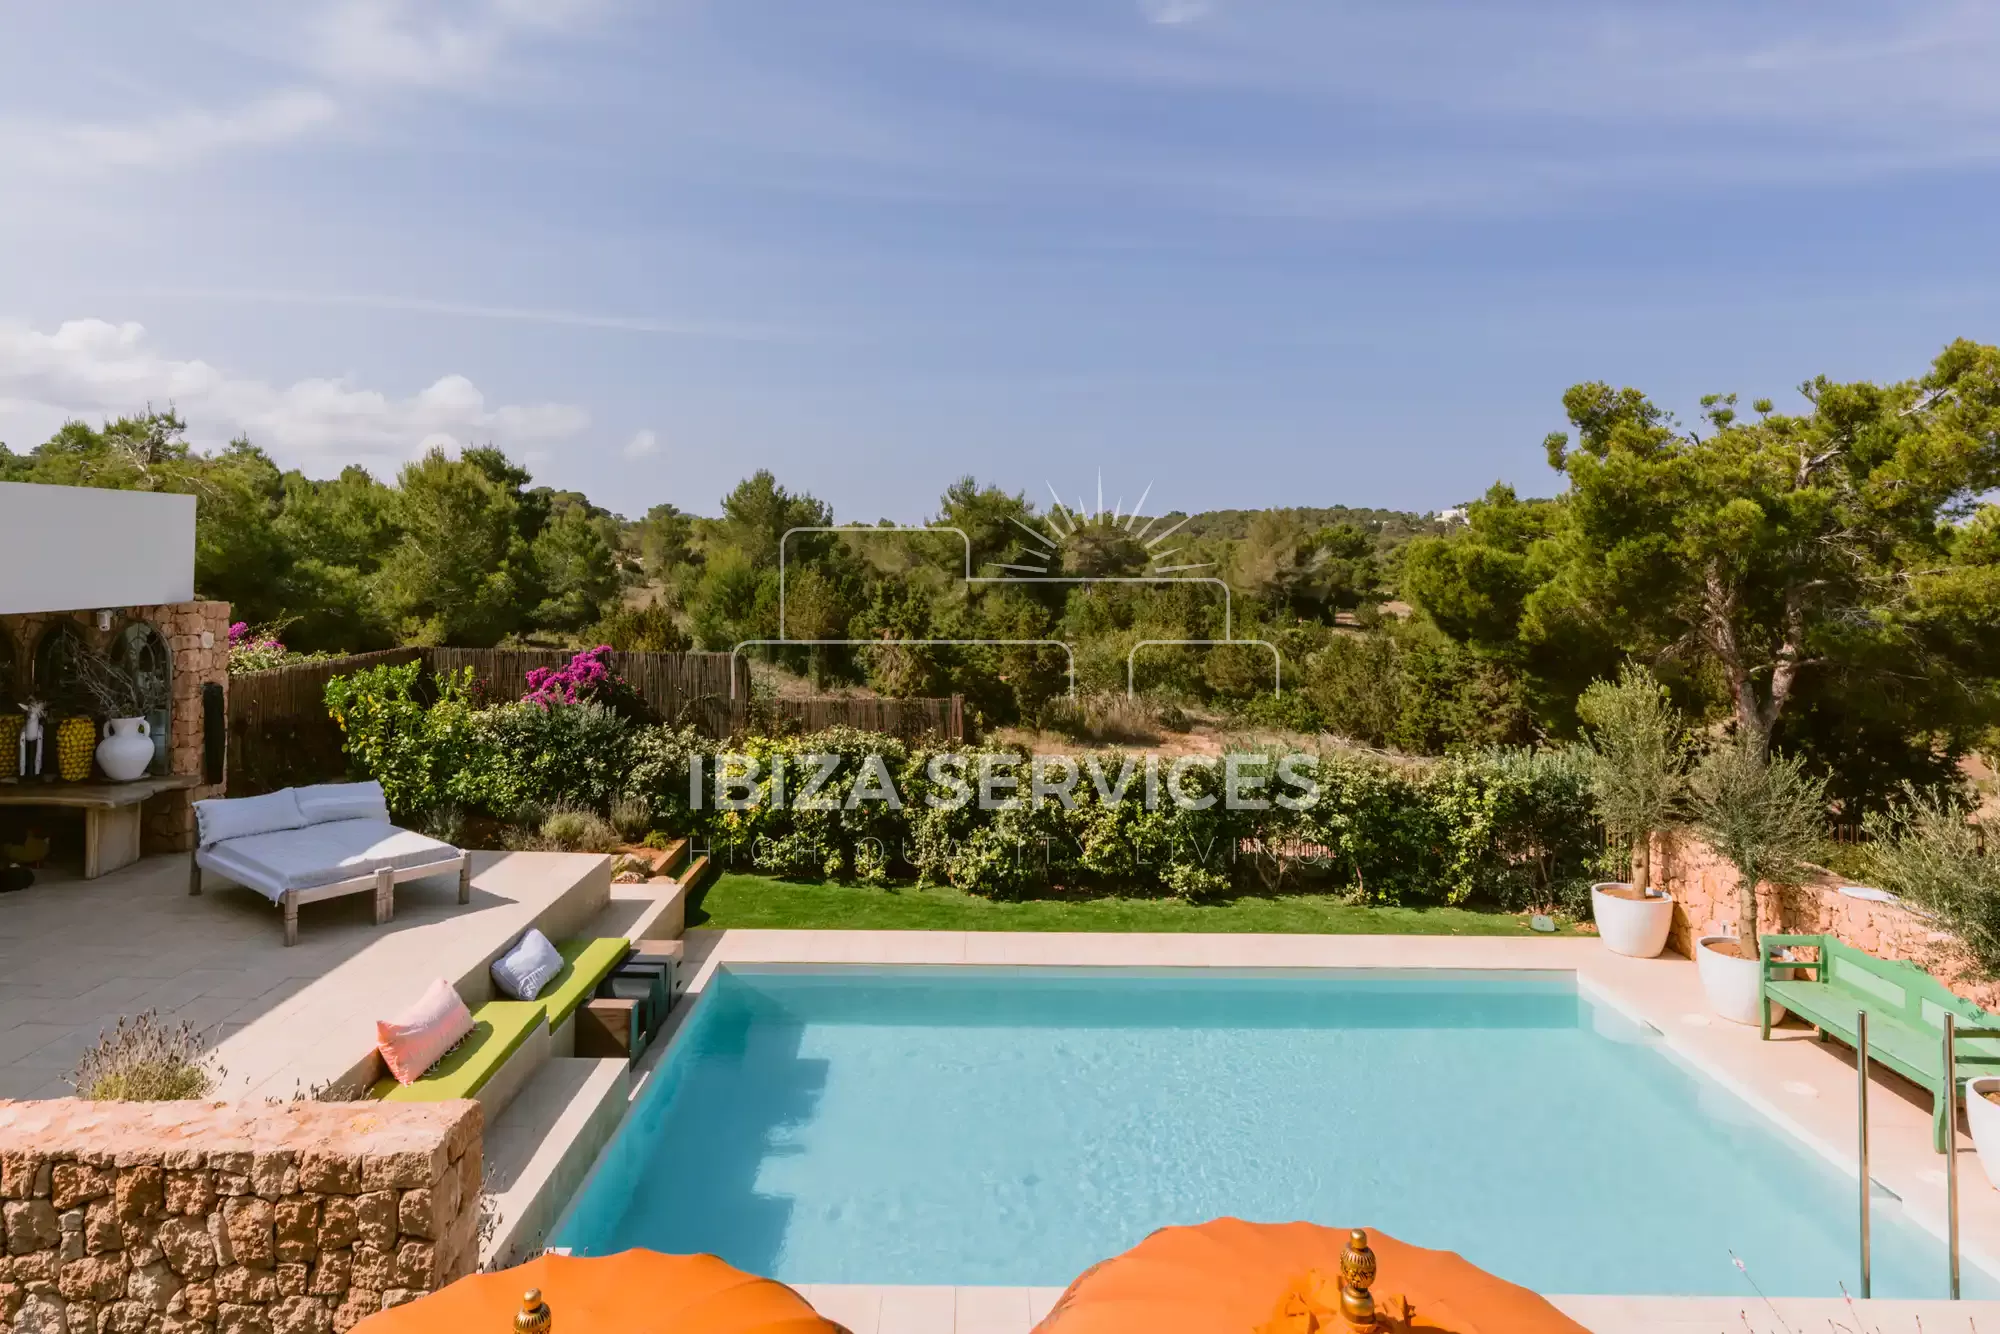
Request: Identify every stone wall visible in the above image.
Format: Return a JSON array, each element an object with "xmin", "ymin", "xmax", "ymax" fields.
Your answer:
[
  {"xmin": 0, "ymin": 600, "xmax": 230, "ymax": 853},
  {"xmin": 0, "ymin": 1098, "xmax": 481, "ymax": 1334},
  {"xmin": 1652, "ymin": 830, "xmax": 2000, "ymax": 1009}
]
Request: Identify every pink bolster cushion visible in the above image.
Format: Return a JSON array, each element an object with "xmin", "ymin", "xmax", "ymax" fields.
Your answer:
[{"xmin": 377, "ymin": 978, "xmax": 475, "ymax": 1085}]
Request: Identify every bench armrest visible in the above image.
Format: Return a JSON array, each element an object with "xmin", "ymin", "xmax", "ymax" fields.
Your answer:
[{"xmin": 1761, "ymin": 935, "xmax": 1822, "ymax": 975}]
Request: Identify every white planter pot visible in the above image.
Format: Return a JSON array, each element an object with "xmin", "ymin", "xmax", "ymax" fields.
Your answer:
[
  {"xmin": 1590, "ymin": 882, "xmax": 1675, "ymax": 958},
  {"xmin": 1966, "ymin": 1077, "xmax": 2000, "ymax": 1190},
  {"xmin": 95, "ymin": 717, "xmax": 153, "ymax": 782},
  {"xmin": 1696, "ymin": 935, "xmax": 1787, "ymax": 1026}
]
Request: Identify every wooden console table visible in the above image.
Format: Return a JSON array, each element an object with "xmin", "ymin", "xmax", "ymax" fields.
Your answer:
[{"xmin": 0, "ymin": 774, "xmax": 201, "ymax": 878}]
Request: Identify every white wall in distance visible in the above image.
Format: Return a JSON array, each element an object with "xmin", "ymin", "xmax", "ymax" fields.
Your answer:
[{"xmin": 0, "ymin": 482, "xmax": 197, "ymax": 614}]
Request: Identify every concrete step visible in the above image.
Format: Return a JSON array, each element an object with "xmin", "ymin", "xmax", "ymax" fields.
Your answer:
[{"xmin": 480, "ymin": 1055, "xmax": 631, "ymax": 1269}]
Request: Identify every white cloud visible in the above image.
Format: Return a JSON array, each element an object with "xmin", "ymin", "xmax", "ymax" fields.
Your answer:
[
  {"xmin": 309, "ymin": 0, "xmax": 602, "ymax": 88},
  {"xmin": 622, "ymin": 428, "xmax": 660, "ymax": 460},
  {"xmin": 0, "ymin": 90, "xmax": 339, "ymax": 177},
  {"xmin": 1140, "ymin": 0, "xmax": 1213, "ymax": 27},
  {"xmin": 0, "ymin": 318, "xmax": 589, "ymax": 471}
]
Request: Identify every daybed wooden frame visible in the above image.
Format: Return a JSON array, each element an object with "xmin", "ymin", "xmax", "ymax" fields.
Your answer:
[{"xmin": 190, "ymin": 848, "xmax": 472, "ymax": 946}]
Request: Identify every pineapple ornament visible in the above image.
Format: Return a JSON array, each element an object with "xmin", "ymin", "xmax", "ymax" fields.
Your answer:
[{"xmin": 55, "ymin": 715, "xmax": 96, "ymax": 781}]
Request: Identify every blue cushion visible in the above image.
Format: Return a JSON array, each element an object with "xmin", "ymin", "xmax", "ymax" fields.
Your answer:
[
  {"xmin": 194, "ymin": 788, "xmax": 307, "ymax": 847},
  {"xmin": 491, "ymin": 928, "xmax": 563, "ymax": 1002},
  {"xmin": 295, "ymin": 781, "xmax": 391, "ymax": 825}
]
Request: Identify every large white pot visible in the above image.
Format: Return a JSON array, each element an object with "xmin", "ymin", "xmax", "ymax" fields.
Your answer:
[
  {"xmin": 1696, "ymin": 935, "xmax": 1787, "ymax": 1026},
  {"xmin": 95, "ymin": 717, "xmax": 153, "ymax": 782},
  {"xmin": 1590, "ymin": 882, "xmax": 1675, "ymax": 958},
  {"xmin": 1966, "ymin": 1077, "xmax": 2000, "ymax": 1190}
]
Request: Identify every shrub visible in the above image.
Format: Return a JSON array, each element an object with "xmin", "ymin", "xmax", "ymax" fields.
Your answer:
[
  {"xmin": 624, "ymin": 724, "xmax": 710, "ymax": 832},
  {"xmin": 540, "ymin": 807, "xmax": 621, "ymax": 852},
  {"xmin": 326, "ymin": 662, "xmax": 480, "ymax": 819},
  {"xmin": 609, "ymin": 795, "xmax": 653, "ymax": 842},
  {"xmin": 70, "ymin": 1011, "xmax": 222, "ymax": 1100},
  {"xmin": 522, "ymin": 646, "xmax": 650, "ymax": 719},
  {"xmin": 1864, "ymin": 786, "xmax": 2000, "ymax": 978},
  {"xmin": 451, "ymin": 702, "xmax": 632, "ymax": 815}
]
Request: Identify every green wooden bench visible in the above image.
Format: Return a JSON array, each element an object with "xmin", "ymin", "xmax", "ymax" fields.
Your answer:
[
  {"xmin": 369, "ymin": 936, "xmax": 631, "ymax": 1103},
  {"xmin": 1760, "ymin": 933, "xmax": 2000, "ymax": 1151}
]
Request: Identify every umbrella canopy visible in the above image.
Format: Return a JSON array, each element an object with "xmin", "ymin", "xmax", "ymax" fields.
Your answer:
[
  {"xmin": 1033, "ymin": 1219, "xmax": 1588, "ymax": 1334},
  {"xmin": 354, "ymin": 1250, "xmax": 845, "ymax": 1334}
]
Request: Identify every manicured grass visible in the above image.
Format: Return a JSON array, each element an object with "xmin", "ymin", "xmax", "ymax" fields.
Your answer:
[{"xmin": 687, "ymin": 871, "xmax": 1574, "ymax": 936}]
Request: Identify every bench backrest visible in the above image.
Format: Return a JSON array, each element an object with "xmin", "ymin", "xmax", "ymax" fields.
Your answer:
[{"xmin": 1817, "ymin": 936, "xmax": 1995, "ymax": 1035}]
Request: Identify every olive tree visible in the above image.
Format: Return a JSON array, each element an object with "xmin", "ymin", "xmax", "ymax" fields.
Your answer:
[
  {"xmin": 1865, "ymin": 787, "xmax": 2000, "ymax": 978},
  {"xmin": 1576, "ymin": 663, "xmax": 1690, "ymax": 895},
  {"xmin": 1688, "ymin": 735, "xmax": 1827, "ymax": 956}
]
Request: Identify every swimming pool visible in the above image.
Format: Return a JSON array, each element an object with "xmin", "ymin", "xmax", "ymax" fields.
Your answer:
[{"xmin": 555, "ymin": 965, "xmax": 1990, "ymax": 1297}]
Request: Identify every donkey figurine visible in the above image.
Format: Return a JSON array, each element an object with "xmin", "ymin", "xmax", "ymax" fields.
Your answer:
[{"xmin": 17, "ymin": 699, "xmax": 47, "ymax": 780}]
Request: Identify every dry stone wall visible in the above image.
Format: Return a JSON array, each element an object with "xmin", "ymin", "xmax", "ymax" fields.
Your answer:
[
  {"xmin": 0, "ymin": 1098, "xmax": 481, "ymax": 1334},
  {"xmin": 1654, "ymin": 830, "xmax": 2000, "ymax": 1009}
]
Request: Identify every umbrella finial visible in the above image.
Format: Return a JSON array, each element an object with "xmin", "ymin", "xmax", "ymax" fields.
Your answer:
[
  {"xmin": 1339, "ymin": 1229, "xmax": 1377, "ymax": 1330},
  {"xmin": 515, "ymin": 1288, "xmax": 552, "ymax": 1332}
]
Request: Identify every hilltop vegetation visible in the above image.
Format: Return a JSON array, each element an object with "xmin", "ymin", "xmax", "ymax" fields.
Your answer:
[{"xmin": 7, "ymin": 335, "xmax": 2000, "ymax": 814}]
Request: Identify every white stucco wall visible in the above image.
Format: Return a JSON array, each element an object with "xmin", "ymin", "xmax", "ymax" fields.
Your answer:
[{"xmin": 0, "ymin": 481, "xmax": 197, "ymax": 614}]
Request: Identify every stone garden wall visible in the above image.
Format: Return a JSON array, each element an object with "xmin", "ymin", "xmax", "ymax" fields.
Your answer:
[
  {"xmin": 0, "ymin": 1097, "xmax": 481, "ymax": 1334},
  {"xmin": 1653, "ymin": 830, "xmax": 2000, "ymax": 1009}
]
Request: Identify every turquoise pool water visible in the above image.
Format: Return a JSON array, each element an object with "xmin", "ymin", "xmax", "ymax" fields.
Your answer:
[{"xmin": 554, "ymin": 966, "xmax": 1989, "ymax": 1297}]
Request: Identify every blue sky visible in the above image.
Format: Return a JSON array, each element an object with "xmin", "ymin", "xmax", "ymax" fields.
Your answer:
[{"xmin": 2, "ymin": 1, "xmax": 1997, "ymax": 521}]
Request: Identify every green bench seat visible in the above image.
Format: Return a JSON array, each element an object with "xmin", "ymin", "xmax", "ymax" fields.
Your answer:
[
  {"xmin": 371, "ymin": 1000, "xmax": 546, "ymax": 1102},
  {"xmin": 1761, "ymin": 933, "xmax": 2000, "ymax": 1151},
  {"xmin": 543, "ymin": 937, "xmax": 632, "ymax": 1031},
  {"xmin": 368, "ymin": 936, "xmax": 631, "ymax": 1102}
]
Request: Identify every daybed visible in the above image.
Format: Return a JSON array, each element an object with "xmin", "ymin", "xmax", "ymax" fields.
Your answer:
[{"xmin": 190, "ymin": 781, "xmax": 470, "ymax": 945}]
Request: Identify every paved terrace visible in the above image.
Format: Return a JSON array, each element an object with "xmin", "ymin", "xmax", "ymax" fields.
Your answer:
[
  {"xmin": 0, "ymin": 848, "xmax": 652, "ymax": 1101},
  {"xmin": 653, "ymin": 929, "xmax": 2000, "ymax": 1334}
]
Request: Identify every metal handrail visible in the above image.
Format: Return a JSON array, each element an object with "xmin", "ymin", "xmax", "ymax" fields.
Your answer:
[
  {"xmin": 1858, "ymin": 1010, "xmax": 1871, "ymax": 1298},
  {"xmin": 1946, "ymin": 1013, "xmax": 1962, "ymax": 1300}
]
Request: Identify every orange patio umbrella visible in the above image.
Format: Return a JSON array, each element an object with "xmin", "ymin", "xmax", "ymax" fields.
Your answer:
[
  {"xmin": 354, "ymin": 1250, "xmax": 846, "ymax": 1334},
  {"xmin": 1033, "ymin": 1219, "xmax": 1588, "ymax": 1334}
]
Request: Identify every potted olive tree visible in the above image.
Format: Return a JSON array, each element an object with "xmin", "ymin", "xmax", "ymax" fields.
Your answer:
[
  {"xmin": 1864, "ymin": 787, "xmax": 2000, "ymax": 1186},
  {"xmin": 1688, "ymin": 734, "xmax": 1827, "ymax": 1024},
  {"xmin": 1578, "ymin": 664, "xmax": 1690, "ymax": 957}
]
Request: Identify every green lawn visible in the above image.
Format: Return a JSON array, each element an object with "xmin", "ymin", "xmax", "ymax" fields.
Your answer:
[{"xmin": 686, "ymin": 871, "xmax": 1573, "ymax": 936}]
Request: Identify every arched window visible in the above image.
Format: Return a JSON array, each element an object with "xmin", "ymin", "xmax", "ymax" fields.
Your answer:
[
  {"xmin": 115, "ymin": 622, "xmax": 172, "ymax": 775},
  {"xmin": 32, "ymin": 622, "xmax": 89, "ymax": 708}
]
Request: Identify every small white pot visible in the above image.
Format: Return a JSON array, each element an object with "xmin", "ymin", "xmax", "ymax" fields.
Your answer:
[
  {"xmin": 95, "ymin": 717, "xmax": 153, "ymax": 782},
  {"xmin": 1966, "ymin": 1077, "xmax": 2000, "ymax": 1190},
  {"xmin": 1590, "ymin": 882, "xmax": 1675, "ymax": 958},
  {"xmin": 1696, "ymin": 935, "xmax": 1787, "ymax": 1026}
]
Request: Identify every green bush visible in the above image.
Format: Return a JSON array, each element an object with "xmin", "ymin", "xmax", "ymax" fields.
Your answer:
[
  {"xmin": 451, "ymin": 702, "xmax": 632, "ymax": 815},
  {"xmin": 325, "ymin": 661, "xmax": 480, "ymax": 819}
]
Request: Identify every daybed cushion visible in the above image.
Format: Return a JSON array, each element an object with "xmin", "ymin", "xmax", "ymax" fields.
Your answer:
[
  {"xmin": 377, "ymin": 978, "xmax": 476, "ymax": 1086},
  {"xmin": 375, "ymin": 1000, "xmax": 546, "ymax": 1102},
  {"xmin": 197, "ymin": 819, "xmax": 460, "ymax": 901},
  {"xmin": 295, "ymin": 780, "xmax": 392, "ymax": 825},
  {"xmin": 541, "ymin": 938, "xmax": 632, "ymax": 1030},
  {"xmin": 492, "ymin": 928, "xmax": 564, "ymax": 1002},
  {"xmin": 194, "ymin": 788, "xmax": 307, "ymax": 847}
]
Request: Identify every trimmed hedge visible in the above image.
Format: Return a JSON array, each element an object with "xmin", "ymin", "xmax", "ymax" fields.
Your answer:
[{"xmin": 325, "ymin": 663, "xmax": 1604, "ymax": 909}]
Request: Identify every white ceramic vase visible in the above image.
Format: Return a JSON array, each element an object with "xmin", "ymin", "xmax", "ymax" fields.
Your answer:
[
  {"xmin": 1966, "ymin": 1076, "xmax": 2000, "ymax": 1190},
  {"xmin": 96, "ymin": 717, "xmax": 154, "ymax": 782},
  {"xmin": 1590, "ymin": 882, "xmax": 1675, "ymax": 958},
  {"xmin": 1696, "ymin": 934, "xmax": 1787, "ymax": 1026}
]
